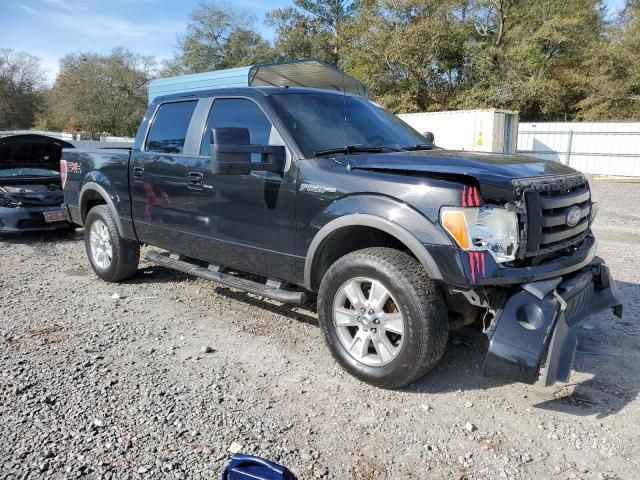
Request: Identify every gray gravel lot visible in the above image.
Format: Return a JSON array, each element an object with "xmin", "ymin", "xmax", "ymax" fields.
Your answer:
[{"xmin": 1, "ymin": 180, "xmax": 639, "ymax": 479}]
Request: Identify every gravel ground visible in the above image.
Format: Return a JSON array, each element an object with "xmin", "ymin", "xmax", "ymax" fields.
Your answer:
[{"xmin": 1, "ymin": 180, "xmax": 639, "ymax": 480}]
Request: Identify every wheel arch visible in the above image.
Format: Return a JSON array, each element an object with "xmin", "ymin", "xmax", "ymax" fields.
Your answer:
[
  {"xmin": 304, "ymin": 214, "xmax": 443, "ymax": 291},
  {"xmin": 79, "ymin": 182, "xmax": 124, "ymax": 237}
]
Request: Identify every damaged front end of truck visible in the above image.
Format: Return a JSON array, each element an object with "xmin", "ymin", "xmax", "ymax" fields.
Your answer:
[
  {"xmin": 345, "ymin": 152, "xmax": 622, "ymax": 386},
  {"xmin": 444, "ymin": 172, "xmax": 623, "ymax": 385}
]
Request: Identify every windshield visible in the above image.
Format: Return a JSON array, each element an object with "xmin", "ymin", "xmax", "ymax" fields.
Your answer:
[
  {"xmin": 0, "ymin": 168, "xmax": 59, "ymax": 178},
  {"xmin": 269, "ymin": 93, "xmax": 427, "ymax": 158}
]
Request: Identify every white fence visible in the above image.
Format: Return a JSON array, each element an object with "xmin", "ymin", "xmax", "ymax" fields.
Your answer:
[
  {"xmin": 517, "ymin": 122, "xmax": 640, "ymax": 177},
  {"xmin": 0, "ymin": 129, "xmax": 74, "ymax": 141}
]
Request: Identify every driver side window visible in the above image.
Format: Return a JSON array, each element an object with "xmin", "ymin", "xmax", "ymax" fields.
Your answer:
[{"xmin": 200, "ymin": 98, "xmax": 273, "ymax": 157}]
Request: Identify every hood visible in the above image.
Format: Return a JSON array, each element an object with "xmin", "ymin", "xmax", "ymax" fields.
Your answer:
[
  {"xmin": 0, "ymin": 134, "xmax": 74, "ymax": 172},
  {"xmin": 346, "ymin": 149, "xmax": 580, "ymax": 201}
]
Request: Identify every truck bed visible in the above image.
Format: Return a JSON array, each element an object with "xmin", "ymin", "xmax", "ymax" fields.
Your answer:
[{"xmin": 61, "ymin": 148, "xmax": 133, "ymax": 232}]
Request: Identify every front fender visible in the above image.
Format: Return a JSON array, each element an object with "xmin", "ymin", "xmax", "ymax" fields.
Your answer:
[{"xmin": 302, "ymin": 194, "xmax": 452, "ymax": 289}]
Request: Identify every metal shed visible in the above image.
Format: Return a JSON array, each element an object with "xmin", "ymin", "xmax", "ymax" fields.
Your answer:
[{"xmin": 147, "ymin": 59, "xmax": 369, "ymax": 104}]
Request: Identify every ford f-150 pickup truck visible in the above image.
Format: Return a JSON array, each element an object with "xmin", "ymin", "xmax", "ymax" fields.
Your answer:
[{"xmin": 60, "ymin": 69, "xmax": 622, "ymax": 389}]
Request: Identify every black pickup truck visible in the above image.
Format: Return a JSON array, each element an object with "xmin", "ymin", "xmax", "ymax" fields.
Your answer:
[{"xmin": 61, "ymin": 85, "xmax": 622, "ymax": 388}]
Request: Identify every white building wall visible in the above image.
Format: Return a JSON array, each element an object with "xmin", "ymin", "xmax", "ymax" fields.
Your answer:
[{"xmin": 517, "ymin": 122, "xmax": 640, "ymax": 177}]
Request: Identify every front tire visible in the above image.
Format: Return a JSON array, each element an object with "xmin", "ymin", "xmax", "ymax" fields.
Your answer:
[
  {"xmin": 317, "ymin": 247, "xmax": 448, "ymax": 388},
  {"xmin": 84, "ymin": 205, "xmax": 139, "ymax": 282}
]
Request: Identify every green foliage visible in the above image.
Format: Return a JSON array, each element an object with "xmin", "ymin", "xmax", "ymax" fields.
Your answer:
[
  {"xmin": 161, "ymin": 1, "xmax": 275, "ymax": 76},
  {"xmin": 0, "ymin": 49, "xmax": 46, "ymax": 130},
  {"xmin": 40, "ymin": 48, "xmax": 154, "ymax": 136},
  {"xmin": 460, "ymin": 0, "xmax": 606, "ymax": 119},
  {"xmin": 341, "ymin": 0, "xmax": 610, "ymax": 119},
  {"xmin": 577, "ymin": 1, "xmax": 640, "ymax": 119},
  {"xmin": 5, "ymin": 0, "xmax": 639, "ymax": 135},
  {"xmin": 266, "ymin": 7, "xmax": 338, "ymax": 64},
  {"xmin": 343, "ymin": 0, "xmax": 475, "ymax": 112}
]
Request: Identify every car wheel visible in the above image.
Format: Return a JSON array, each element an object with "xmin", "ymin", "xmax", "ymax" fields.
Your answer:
[
  {"xmin": 318, "ymin": 247, "xmax": 449, "ymax": 388},
  {"xmin": 84, "ymin": 205, "xmax": 139, "ymax": 282}
]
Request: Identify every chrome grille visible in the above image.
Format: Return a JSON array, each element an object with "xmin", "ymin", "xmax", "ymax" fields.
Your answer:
[{"xmin": 514, "ymin": 174, "xmax": 592, "ymax": 258}]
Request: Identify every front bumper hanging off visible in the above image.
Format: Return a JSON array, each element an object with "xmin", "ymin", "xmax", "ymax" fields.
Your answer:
[{"xmin": 482, "ymin": 258, "xmax": 622, "ymax": 386}]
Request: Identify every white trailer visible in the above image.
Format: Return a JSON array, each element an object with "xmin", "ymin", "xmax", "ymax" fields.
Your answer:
[{"xmin": 399, "ymin": 109, "xmax": 519, "ymax": 154}]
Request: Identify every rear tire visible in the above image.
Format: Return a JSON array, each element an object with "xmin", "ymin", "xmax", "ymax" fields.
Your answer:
[
  {"xmin": 317, "ymin": 247, "xmax": 448, "ymax": 389},
  {"xmin": 84, "ymin": 205, "xmax": 139, "ymax": 282}
]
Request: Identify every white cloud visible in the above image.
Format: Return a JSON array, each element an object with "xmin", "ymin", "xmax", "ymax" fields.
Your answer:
[
  {"xmin": 9, "ymin": 0, "xmax": 187, "ymax": 83},
  {"xmin": 37, "ymin": 0, "xmax": 88, "ymax": 12},
  {"xmin": 20, "ymin": 4, "xmax": 37, "ymax": 15},
  {"xmin": 44, "ymin": 10, "xmax": 184, "ymax": 39}
]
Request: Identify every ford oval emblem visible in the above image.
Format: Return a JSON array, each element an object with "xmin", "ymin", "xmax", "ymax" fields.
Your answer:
[{"xmin": 566, "ymin": 206, "xmax": 582, "ymax": 227}]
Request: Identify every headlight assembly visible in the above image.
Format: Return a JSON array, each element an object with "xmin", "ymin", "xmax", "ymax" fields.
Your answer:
[{"xmin": 440, "ymin": 206, "xmax": 519, "ymax": 263}]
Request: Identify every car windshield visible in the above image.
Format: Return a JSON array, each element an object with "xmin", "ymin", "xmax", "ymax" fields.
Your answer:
[
  {"xmin": 268, "ymin": 92, "xmax": 428, "ymax": 158},
  {"xmin": 0, "ymin": 167, "xmax": 59, "ymax": 178}
]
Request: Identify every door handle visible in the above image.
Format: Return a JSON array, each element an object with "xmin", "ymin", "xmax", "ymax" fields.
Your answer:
[
  {"xmin": 133, "ymin": 166, "xmax": 144, "ymax": 179},
  {"xmin": 187, "ymin": 171, "xmax": 204, "ymax": 189}
]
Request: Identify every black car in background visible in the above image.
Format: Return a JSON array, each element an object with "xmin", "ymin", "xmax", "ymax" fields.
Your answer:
[{"xmin": 0, "ymin": 134, "xmax": 73, "ymax": 232}]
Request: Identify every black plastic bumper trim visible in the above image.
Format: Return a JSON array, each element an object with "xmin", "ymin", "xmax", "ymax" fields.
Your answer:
[{"xmin": 482, "ymin": 259, "xmax": 622, "ymax": 385}]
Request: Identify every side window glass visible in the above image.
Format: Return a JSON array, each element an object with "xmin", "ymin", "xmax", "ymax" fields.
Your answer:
[
  {"xmin": 200, "ymin": 98, "xmax": 273, "ymax": 157},
  {"xmin": 146, "ymin": 101, "xmax": 197, "ymax": 154}
]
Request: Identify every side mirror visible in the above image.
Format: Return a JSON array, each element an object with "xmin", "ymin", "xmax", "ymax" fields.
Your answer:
[
  {"xmin": 422, "ymin": 131, "xmax": 435, "ymax": 147},
  {"xmin": 210, "ymin": 128, "xmax": 285, "ymax": 175}
]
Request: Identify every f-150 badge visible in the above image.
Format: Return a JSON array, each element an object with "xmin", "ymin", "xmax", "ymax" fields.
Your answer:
[{"xmin": 300, "ymin": 183, "xmax": 337, "ymax": 194}]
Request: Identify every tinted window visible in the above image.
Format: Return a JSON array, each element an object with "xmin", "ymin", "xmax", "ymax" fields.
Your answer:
[
  {"xmin": 200, "ymin": 98, "xmax": 273, "ymax": 156},
  {"xmin": 146, "ymin": 101, "xmax": 197, "ymax": 154},
  {"xmin": 269, "ymin": 93, "xmax": 426, "ymax": 158}
]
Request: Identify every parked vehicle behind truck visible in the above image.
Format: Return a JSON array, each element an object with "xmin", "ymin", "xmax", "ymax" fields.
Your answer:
[
  {"xmin": 0, "ymin": 134, "xmax": 73, "ymax": 232},
  {"xmin": 60, "ymin": 60, "xmax": 622, "ymax": 389}
]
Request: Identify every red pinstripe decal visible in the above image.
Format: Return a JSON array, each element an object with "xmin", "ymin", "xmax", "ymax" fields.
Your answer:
[
  {"xmin": 469, "ymin": 252, "xmax": 476, "ymax": 283},
  {"xmin": 473, "ymin": 186, "xmax": 480, "ymax": 206},
  {"xmin": 462, "ymin": 185, "xmax": 482, "ymax": 207},
  {"xmin": 468, "ymin": 251, "xmax": 487, "ymax": 283}
]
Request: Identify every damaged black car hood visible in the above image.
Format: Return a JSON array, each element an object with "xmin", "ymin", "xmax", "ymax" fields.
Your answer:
[{"xmin": 346, "ymin": 150, "xmax": 580, "ymax": 201}]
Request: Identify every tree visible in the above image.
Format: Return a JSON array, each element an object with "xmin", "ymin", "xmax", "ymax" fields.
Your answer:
[
  {"xmin": 0, "ymin": 49, "xmax": 47, "ymax": 130},
  {"xmin": 267, "ymin": 7, "xmax": 336, "ymax": 63},
  {"xmin": 577, "ymin": 0, "xmax": 640, "ymax": 119},
  {"xmin": 267, "ymin": 0, "xmax": 357, "ymax": 66},
  {"xmin": 340, "ymin": 0, "xmax": 608, "ymax": 119},
  {"xmin": 460, "ymin": 0, "xmax": 606, "ymax": 120},
  {"xmin": 40, "ymin": 48, "xmax": 155, "ymax": 136},
  {"xmin": 342, "ymin": 0, "xmax": 474, "ymax": 112},
  {"xmin": 162, "ymin": 1, "xmax": 274, "ymax": 76}
]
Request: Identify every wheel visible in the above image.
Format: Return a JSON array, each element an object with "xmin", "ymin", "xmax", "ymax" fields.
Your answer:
[
  {"xmin": 317, "ymin": 247, "xmax": 449, "ymax": 388},
  {"xmin": 84, "ymin": 205, "xmax": 140, "ymax": 282}
]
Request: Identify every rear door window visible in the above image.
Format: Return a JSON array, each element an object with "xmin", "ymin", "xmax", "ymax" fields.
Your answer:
[
  {"xmin": 146, "ymin": 100, "xmax": 197, "ymax": 154},
  {"xmin": 200, "ymin": 98, "xmax": 273, "ymax": 157}
]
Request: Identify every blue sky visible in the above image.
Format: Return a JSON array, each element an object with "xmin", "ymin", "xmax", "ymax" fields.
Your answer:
[{"xmin": 0, "ymin": 0, "xmax": 628, "ymax": 84}]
